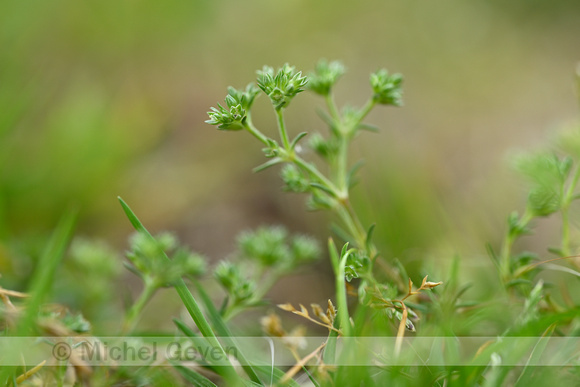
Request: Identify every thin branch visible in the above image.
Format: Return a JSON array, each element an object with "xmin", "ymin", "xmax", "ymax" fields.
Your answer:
[{"xmin": 280, "ymin": 341, "xmax": 327, "ymax": 384}]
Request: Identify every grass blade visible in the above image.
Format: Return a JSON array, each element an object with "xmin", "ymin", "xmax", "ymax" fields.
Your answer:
[
  {"xmin": 174, "ymin": 365, "xmax": 217, "ymax": 387},
  {"xmin": 118, "ymin": 197, "xmax": 240, "ymax": 383},
  {"xmin": 195, "ymin": 283, "xmax": 263, "ymax": 385},
  {"xmin": 0, "ymin": 210, "xmax": 76, "ymax": 384},
  {"xmin": 513, "ymin": 324, "xmax": 556, "ymax": 387},
  {"xmin": 20, "ymin": 209, "xmax": 77, "ymax": 334}
]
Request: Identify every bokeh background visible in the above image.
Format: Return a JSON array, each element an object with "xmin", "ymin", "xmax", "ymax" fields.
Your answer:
[{"xmin": 1, "ymin": 0, "xmax": 580, "ymax": 332}]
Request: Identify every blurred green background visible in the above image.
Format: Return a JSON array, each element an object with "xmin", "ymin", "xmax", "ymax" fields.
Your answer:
[{"xmin": 1, "ymin": 0, "xmax": 579, "ymax": 331}]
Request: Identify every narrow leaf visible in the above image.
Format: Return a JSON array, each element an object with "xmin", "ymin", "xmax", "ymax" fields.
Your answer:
[
  {"xmin": 513, "ymin": 324, "xmax": 556, "ymax": 387},
  {"xmin": 365, "ymin": 224, "xmax": 376, "ymax": 250},
  {"xmin": 310, "ymin": 182, "xmax": 336, "ymax": 197},
  {"xmin": 118, "ymin": 196, "xmax": 149, "ymax": 235},
  {"xmin": 328, "ymin": 238, "xmax": 340, "ymax": 274},
  {"xmin": 118, "ymin": 198, "xmax": 240, "ymax": 382},
  {"xmin": 340, "ymin": 242, "xmax": 350, "ymax": 259},
  {"xmin": 252, "ymin": 366, "xmax": 300, "ymax": 387},
  {"xmin": 330, "ymin": 223, "xmax": 351, "ymax": 244},
  {"xmin": 315, "ymin": 108, "xmax": 336, "ymax": 129},
  {"xmin": 253, "ymin": 157, "xmax": 282, "ymax": 173},
  {"xmin": 290, "ymin": 132, "xmax": 308, "ymax": 150},
  {"xmin": 357, "ymin": 123, "xmax": 379, "ymax": 132},
  {"xmin": 195, "ymin": 283, "xmax": 263, "ymax": 385},
  {"xmin": 346, "ymin": 160, "xmax": 365, "ymax": 189},
  {"xmin": 20, "ymin": 210, "xmax": 77, "ymax": 334},
  {"xmin": 485, "ymin": 243, "xmax": 500, "ymax": 270},
  {"xmin": 174, "ymin": 365, "xmax": 217, "ymax": 387}
]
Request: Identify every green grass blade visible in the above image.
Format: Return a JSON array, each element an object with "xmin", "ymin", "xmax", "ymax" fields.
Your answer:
[
  {"xmin": 300, "ymin": 366, "xmax": 320, "ymax": 387},
  {"xmin": 118, "ymin": 196, "xmax": 149, "ymax": 235},
  {"xmin": 0, "ymin": 210, "xmax": 76, "ymax": 385},
  {"xmin": 174, "ymin": 365, "xmax": 217, "ymax": 387},
  {"xmin": 322, "ymin": 323, "xmax": 339, "ymax": 366},
  {"xmin": 195, "ymin": 283, "xmax": 263, "ymax": 385},
  {"xmin": 174, "ymin": 318, "xmax": 200, "ymax": 338},
  {"xmin": 173, "ymin": 319, "xmax": 218, "ymax": 371},
  {"xmin": 513, "ymin": 324, "xmax": 556, "ymax": 387},
  {"xmin": 252, "ymin": 366, "xmax": 301, "ymax": 387},
  {"xmin": 117, "ymin": 197, "xmax": 240, "ymax": 383},
  {"xmin": 20, "ymin": 209, "xmax": 77, "ymax": 334}
]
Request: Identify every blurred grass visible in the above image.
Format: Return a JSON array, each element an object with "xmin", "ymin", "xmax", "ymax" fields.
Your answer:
[{"xmin": 1, "ymin": 0, "xmax": 580, "ymax": 331}]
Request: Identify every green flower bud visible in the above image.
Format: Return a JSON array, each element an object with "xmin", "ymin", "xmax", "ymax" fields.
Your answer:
[
  {"xmin": 308, "ymin": 60, "xmax": 345, "ymax": 96},
  {"xmin": 290, "ymin": 235, "xmax": 320, "ymax": 264},
  {"xmin": 370, "ymin": 69, "xmax": 403, "ymax": 106},
  {"xmin": 257, "ymin": 64, "xmax": 308, "ymax": 110},
  {"xmin": 206, "ymin": 83, "xmax": 258, "ymax": 130},
  {"xmin": 214, "ymin": 261, "xmax": 255, "ymax": 303},
  {"xmin": 237, "ymin": 226, "xmax": 290, "ymax": 267}
]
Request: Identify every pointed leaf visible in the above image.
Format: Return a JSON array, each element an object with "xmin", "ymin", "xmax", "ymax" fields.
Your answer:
[
  {"xmin": 195, "ymin": 284, "xmax": 262, "ymax": 384},
  {"xmin": 309, "ymin": 182, "xmax": 336, "ymax": 197},
  {"xmin": 174, "ymin": 365, "xmax": 217, "ymax": 387},
  {"xmin": 330, "ymin": 223, "xmax": 351, "ymax": 244},
  {"xmin": 365, "ymin": 224, "xmax": 376, "ymax": 250},
  {"xmin": 118, "ymin": 196, "xmax": 150, "ymax": 235},
  {"xmin": 357, "ymin": 123, "xmax": 379, "ymax": 132},
  {"xmin": 340, "ymin": 242, "xmax": 350, "ymax": 259},
  {"xmin": 290, "ymin": 132, "xmax": 308, "ymax": 150},
  {"xmin": 513, "ymin": 324, "xmax": 556, "ymax": 387},
  {"xmin": 346, "ymin": 160, "xmax": 365, "ymax": 187},
  {"xmin": 253, "ymin": 157, "xmax": 282, "ymax": 173}
]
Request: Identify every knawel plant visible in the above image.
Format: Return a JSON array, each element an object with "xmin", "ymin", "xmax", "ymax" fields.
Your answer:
[{"xmin": 206, "ymin": 60, "xmax": 442, "ymax": 363}]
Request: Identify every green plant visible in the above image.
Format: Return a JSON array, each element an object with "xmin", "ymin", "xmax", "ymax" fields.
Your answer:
[{"xmin": 2, "ymin": 61, "xmax": 580, "ymax": 387}]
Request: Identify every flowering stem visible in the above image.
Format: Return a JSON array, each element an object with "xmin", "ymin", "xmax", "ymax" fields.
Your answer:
[
  {"xmin": 358, "ymin": 98, "xmax": 376, "ymax": 122},
  {"xmin": 276, "ymin": 109, "xmax": 291, "ymax": 150},
  {"xmin": 243, "ymin": 115, "xmax": 269, "ymax": 145},
  {"xmin": 325, "ymin": 93, "xmax": 341, "ymax": 124},
  {"xmin": 122, "ymin": 277, "xmax": 158, "ymax": 334}
]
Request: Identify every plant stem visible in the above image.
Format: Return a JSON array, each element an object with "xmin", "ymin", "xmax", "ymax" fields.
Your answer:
[
  {"xmin": 122, "ymin": 278, "xmax": 157, "ymax": 334},
  {"xmin": 357, "ymin": 98, "xmax": 376, "ymax": 122},
  {"xmin": 291, "ymin": 153, "xmax": 341, "ymax": 195},
  {"xmin": 500, "ymin": 232, "xmax": 515, "ymax": 283},
  {"xmin": 328, "ymin": 239, "xmax": 351, "ymax": 337},
  {"xmin": 336, "ymin": 200, "xmax": 366, "ymax": 249},
  {"xmin": 222, "ymin": 268, "xmax": 282, "ymax": 321},
  {"xmin": 561, "ymin": 164, "xmax": 580, "ymax": 256},
  {"xmin": 561, "ymin": 206, "xmax": 571, "ymax": 257},
  {"xmin": 243, "ymin": 116, "xmax": 269, "ymax": 145},
  {"xmin": 500, "ymin": 210, "xmax": 533, "ymax": 283},
  {"xmin": 325, "ymin": 93, "xmax": 341, "ymax": 124},
  {"xmin": 118, "ymin": 198, "xmax": 241, "ymax": 383},
  {"xmin": 276, "ymin": 108, "xmax": 291, "ymax": 150},
  {"xmin": 337, "ymin": 134, "xmax": 350, "ymax": 195},
  {"xmin": 321, "ymin": 94, "xmax": 405, "ymax": 289},
  {"xmin": 337, "ymin": 250, "xmax": 352, "ymax": 336}
]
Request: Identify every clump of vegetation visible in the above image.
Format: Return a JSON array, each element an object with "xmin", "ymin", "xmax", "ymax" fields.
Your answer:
[{"xmin": 1, "ymin": 60, "xmax": 580, "ymax": 386}]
